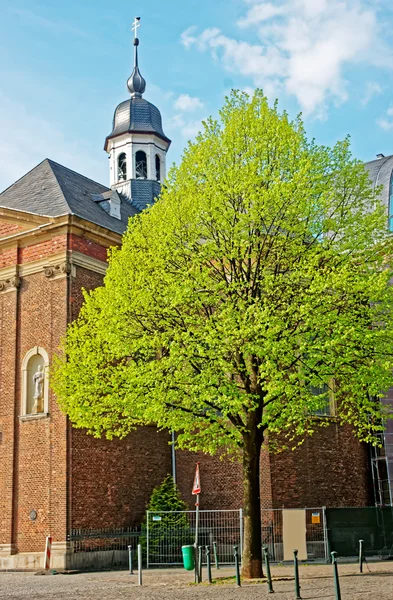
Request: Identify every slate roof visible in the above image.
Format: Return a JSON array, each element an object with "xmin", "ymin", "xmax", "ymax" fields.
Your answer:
[
  {"xmin": 0, "ymin": 159, "xmax": 138, "ymax": 235},
  {"xmin": 105, "ymin": 96, "xmax": 171, "ymax": 148},
  {"xmin": 364, "ymin": 155, "xmax": 393, "ymax": 209},
  {"xmin": 131, "ymin": 179, "xmax": 162, "ymax": 212}
]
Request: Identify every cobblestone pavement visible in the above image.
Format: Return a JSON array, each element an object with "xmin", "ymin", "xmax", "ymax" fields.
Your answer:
[{"xmin": 1, "ymin": 562, "xmax": 393, "ymax": 599}]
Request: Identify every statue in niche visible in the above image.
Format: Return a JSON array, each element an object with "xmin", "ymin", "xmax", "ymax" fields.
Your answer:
[{"xmin": 32, "ymin": 365, "xmax": 44, "ymax": 413}]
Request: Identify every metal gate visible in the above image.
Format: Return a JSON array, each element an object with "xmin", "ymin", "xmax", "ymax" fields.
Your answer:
[
  {"xmin": 146, "ymin": 509, "xmax": 243, "ymax": 568},
  {"xmin": 261, "ymin": 507, "xmax": 328, "ymax": 563},
  {"xmin": 326, "ymin": 507, "xmax": 393, "ymax": 558}
]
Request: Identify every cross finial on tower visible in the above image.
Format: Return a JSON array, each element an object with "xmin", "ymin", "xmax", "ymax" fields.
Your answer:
[
  {"xmin": 127, "ymin": 16, "xmax": 146, "ymax": 97},
  {"xmin": 132, "ymin": 16, "xmax": 141, "ymax": 40}
]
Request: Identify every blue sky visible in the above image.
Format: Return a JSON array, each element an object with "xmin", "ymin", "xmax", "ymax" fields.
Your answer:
[{"xmin": 1, "ymin": 0, "xmax": 393, "ymax": 191}]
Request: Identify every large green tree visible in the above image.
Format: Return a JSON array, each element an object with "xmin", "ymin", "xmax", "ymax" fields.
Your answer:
[{"xmin": 53, "ymin": 91, "xmax": 393, "ymax": 578}]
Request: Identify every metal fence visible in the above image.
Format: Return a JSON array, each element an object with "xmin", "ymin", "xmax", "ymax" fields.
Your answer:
[
  {"xmin": 261, "ymin": 507, "xmax": 328, "ymax": 563},
  {"xmin": 68, "ymin": 505, "xmax": 393, "ymax": 571},
  {"xmin": 67, "ymin": 526, "xmax": 140, "ymax": 570},
  {"xmin": 326, "ymin": 507, "xmax": 393, "ymax": 558},
  {"xmin": 145, "ymin": 509, "xmax": 243, "ymax": 568}
]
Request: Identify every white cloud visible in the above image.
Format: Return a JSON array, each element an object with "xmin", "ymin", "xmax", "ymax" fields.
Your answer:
[
  {"xmin": 181, "ymin": 26, "xmax": 198, "ymax": 49},
  {"xmin": 361, "ymin": 81, "xmax": 383, "ymax": 106},
  {"xmin": 174, "ymin": 94, "xmax": 204, "ymax": 112},
  {"xmin": 377, "ymin": 105, "xmax": 393, "ymax": 131},
  {"xmin": 238, "ymin": 3, "xmax": 285, "ymax": 28},
  {"xmin": 167, "ymin": 114, "xmax": 205, "ymax": 140},
  {"xmin": 181, "ymin": 0, "xmax": 392, "ymax": 116}
]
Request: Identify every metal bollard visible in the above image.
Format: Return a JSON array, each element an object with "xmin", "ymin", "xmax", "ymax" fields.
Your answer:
[
  {"xmin": 194, "ymin": 544, "xmax": 199, "ymax": 584},
  {"xmin": 206, "ymin": 546, "xmax": 212, "ymax": 584},
  {"xmin": 263, "ymin": 547, "xmax": 274, "ymax": 594},
  {"xmin": 213, "ymin": 541, "xmax": 220, "ymax": 569},
  {"xmin": 128, "ymin": 545, "xmax": 133, "ymax": 575},
  {"xmin": 294, "ymin": 549, "xmax": 301, "ymax": 600},
  {"xmin": 198, "ymin": 545, "xmax": 203, "ymax": 582},
  {"xmin": 234, "ymin": 545, "xmax": 241, "ymax": 587},
  {"xmin": 359, "ymin": 539, "xmax": 364, "ymax": 573},
  {"xmin": 137, "ymin": 544, "xmax": 142, "ymax": 586},
  {"xmin": 331, "ymin": 551, "xmax": 341, "ymax": 600}
]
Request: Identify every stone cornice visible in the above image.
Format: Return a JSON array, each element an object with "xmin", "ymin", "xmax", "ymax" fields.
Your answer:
[
  {"xmin": 0, "ymin": 219, "xmax": 69, "ymax": 250},
  {"xmin": 69, "ymin": 215, "xmax": 122, "ymax": 246},
  {"xmin": 0, "ymin": 213, "xmax": 122, "ymax": 250},
  {"xmin": 19, "ymin": 252, "xmax": 68, "ymax": 277},
  {"xmin": 0, "ymin": 265, "xmax": 18, "ymax": 279},
  {"xmin": 0, "ymin": 207, "xmax": 49, "ymax": 226},
  {"xmin": 0, "ymin": 250, "xmax": 108, "ymax": 280},
  {"xmin": 71, "ymin": 251, "xmax": 108, "ymax": 275}
]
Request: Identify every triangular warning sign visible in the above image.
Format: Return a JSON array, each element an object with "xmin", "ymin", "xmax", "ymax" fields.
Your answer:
[{"xmin": 192, "ymin": 463, "xmax": 201, "ymax": 495}]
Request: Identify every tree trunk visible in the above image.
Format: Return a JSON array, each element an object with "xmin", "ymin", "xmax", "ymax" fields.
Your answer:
[{"xmin": 242, "ymin": 426, "xmax": 264, "ymax": 579}]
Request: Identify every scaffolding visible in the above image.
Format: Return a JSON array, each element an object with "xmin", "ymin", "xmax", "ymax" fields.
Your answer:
[{"xmin": 371, "ymin": 435, "xmax": 391, "ymax": 506}]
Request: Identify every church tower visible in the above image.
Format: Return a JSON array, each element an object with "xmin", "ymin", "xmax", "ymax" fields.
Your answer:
[{"xmin": 104, "ymin": 18, "xmax": 171, "ymax": 211}]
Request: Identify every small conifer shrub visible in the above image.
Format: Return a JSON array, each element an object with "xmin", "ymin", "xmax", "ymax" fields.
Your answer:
[{"xmin": 141, "ymin": 475, "xmax": 192, "ymax": 564}]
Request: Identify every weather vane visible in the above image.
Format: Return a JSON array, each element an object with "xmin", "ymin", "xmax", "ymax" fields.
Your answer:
[{"xmin": 132, "ymin": 16, "xmax": 141, "ymax": 40}]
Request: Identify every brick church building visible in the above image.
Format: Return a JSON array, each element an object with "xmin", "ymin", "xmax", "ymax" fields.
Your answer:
[{"xmin": 0, "ymin": 28, "xmax": 391, "ymax": 570}]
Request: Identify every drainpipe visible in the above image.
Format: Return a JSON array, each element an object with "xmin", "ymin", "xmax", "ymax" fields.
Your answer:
[{"xmin": 171, "ymin": 430, "xmax": 177, "ymax": 485}]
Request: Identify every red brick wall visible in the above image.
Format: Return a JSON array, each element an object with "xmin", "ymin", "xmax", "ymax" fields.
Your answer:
[
  {"xmin": 12, "ymin": 272, "xmax": 68, "ymax": 552},
  {"xmin": 0, "ymin": 247, "xmax": 18, "ymax": 268},
  {"xmin": 0, "ymin": 290, "xmax": 18, "ymax": 547},
  {"xmin": 261, "ymin": 446, "xmax": 273, "ymax": 509},
  {"xmin": 70, "ymin": 427, "xmax": 172, "ymax": 528},
  {"xmin": 69, "ymin": 266, "xmax": 104, "ymax": 320},
  {"xmin": 175, "ymin": 425, "xmax": 371, "ymax": 513},
  {"xmin": 175, "ymin": 450, "xmax": 243, "ymax": 511},
  {"xmin": 269, "ymin": 423, "xmax": 373, "ymax": 508},
  {"xmin": 20, "ymin": 235, "xmax": 67, "ymax": 263},
  {"xmin": 69, "ymin": 234, "xmax": 108, "ymax": 262}
]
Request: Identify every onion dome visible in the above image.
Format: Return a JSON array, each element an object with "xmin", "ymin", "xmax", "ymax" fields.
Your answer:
[
  {"xmin": 127, "ymin": 38, "xmax": 146, "ymax": 98},
  {"xmin": 104, "ymin": 25, "xmax": 171, "ymax": 150}
]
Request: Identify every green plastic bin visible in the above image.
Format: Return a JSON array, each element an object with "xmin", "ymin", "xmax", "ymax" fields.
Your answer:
[{"xmin": 182, "ymin": 545, "xmax": 195, "ymax": 571}]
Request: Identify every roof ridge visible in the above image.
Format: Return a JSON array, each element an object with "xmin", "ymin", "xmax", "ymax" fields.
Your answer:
[
  {"xmin": 47, "ymin": 159, "xmax": 109, "ymax": 190},
  {"xmin": 0, "ymin": 158, "xmax": 51, "ymax": 196},
  {"xmin": 45, "ymin": 160, "xmax": 73, "ymax": 214}
]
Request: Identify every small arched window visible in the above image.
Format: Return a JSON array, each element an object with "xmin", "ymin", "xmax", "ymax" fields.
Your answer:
[
  {"xmin": 389, "ymin": 171, "xmax": 393, "ymax": 232},
  {"xmin": 135, "ymin": 151, "xmax": 147, "ymax": 179},
  {"xmin": 118, "ymin": 153, "xmax": 127, "ymax": 182},
  {"xmin": 155, "ymin": 154, "xmax": 161, "ymax": 182}
]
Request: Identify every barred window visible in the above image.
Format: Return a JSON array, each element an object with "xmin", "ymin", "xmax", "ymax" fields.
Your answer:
[
  {"xmin": 309, "ymin": 383, "xmax": 334, "ymax": 416},
  {"xmin": 135, "ymin": 151, "xmax": 147, "ymax": 179},
  {"xmin": 118, "ymin": 153, "xmax": 127, "ymax": 182}
]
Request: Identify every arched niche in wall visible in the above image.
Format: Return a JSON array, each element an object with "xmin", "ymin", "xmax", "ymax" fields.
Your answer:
[{"xmin": 21, "ymin": 347, "xmax": 50, "ymax": 416}]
